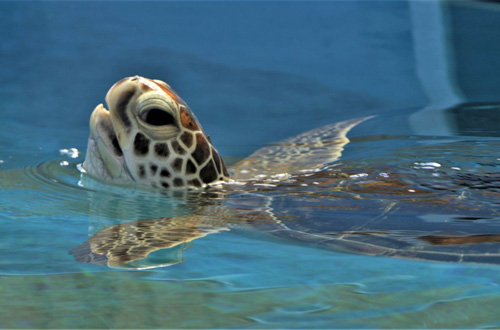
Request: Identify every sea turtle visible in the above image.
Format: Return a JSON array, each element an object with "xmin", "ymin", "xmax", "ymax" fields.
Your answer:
[{"xmin": 71, "ymin": 76, "xmax": 500, "ymax": 268}]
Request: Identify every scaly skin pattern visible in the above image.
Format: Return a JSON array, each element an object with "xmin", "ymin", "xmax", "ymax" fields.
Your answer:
[
  {"xmin": 76, "ymin": 76, "xmax": 373, "ymax": 267},
  {"xmin": 83, "ymin": 76, "xmax": 229, "ymax": 190},
  {"xmin": 78, "ymin": 80, "xmax": 500, "ymax": 267}
]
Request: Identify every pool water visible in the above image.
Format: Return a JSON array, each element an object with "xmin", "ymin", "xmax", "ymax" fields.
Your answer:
[{"xmin": 3, "ymin": 1, "xmax": 500, "ymax": 328}]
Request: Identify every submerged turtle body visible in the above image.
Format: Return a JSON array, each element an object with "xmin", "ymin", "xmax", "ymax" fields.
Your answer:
[{"xmin": 73, "ymin": 76, "xmax": 500, "ymax": 268}]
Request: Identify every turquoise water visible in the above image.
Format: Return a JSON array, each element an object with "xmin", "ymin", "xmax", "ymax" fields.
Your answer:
[{"xmin": 3, "ymin": 1, "xmax": 500, "ymax": 328}]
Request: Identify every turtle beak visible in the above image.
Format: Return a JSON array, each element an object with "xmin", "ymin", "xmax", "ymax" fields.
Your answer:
[
  {"xmin": 89, "ymin": 104, "xmax": 109, "ymax": 140},
  {"xmin": 84, "ymin": 104, "xmax": 131, "ymax": 181}
]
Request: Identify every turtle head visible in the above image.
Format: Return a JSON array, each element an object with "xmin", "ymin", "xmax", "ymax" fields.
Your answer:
[{"xmin": 83, "ymin": 76, "xmax": 229, "ymax": 189}]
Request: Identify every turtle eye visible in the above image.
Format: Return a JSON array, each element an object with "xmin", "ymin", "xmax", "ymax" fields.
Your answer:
[{"xmin": 141, "ymin": 108, "xmax": 175, "ymax": 126}]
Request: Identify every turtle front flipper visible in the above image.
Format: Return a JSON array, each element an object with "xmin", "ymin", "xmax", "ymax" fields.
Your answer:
[
  {"xmin": 70, "ymin": 214, "xmax": 228, "ymax": 268},
  {"xmin": 70, "ymin": 191, "xmax": 293, "ymax": 268},
  {"xmin": 231, "ymin": 116, "xmax": 373, "ymax": 181}
]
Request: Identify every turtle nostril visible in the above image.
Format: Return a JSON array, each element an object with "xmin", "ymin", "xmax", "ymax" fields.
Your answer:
[{"xmin": 110, "ymin": 136, "xmax": 123, "ymax": 156}]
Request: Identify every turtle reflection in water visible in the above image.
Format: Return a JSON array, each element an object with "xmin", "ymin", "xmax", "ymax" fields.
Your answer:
[{"xmin": 70, "ymin": 76, "xmax": 500, "ymax": 268}]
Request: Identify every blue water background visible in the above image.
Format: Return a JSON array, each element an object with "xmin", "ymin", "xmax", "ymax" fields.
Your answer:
[{"xmin": 2, "ymin": 1, "xmax": 500, "ymax": 328}]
